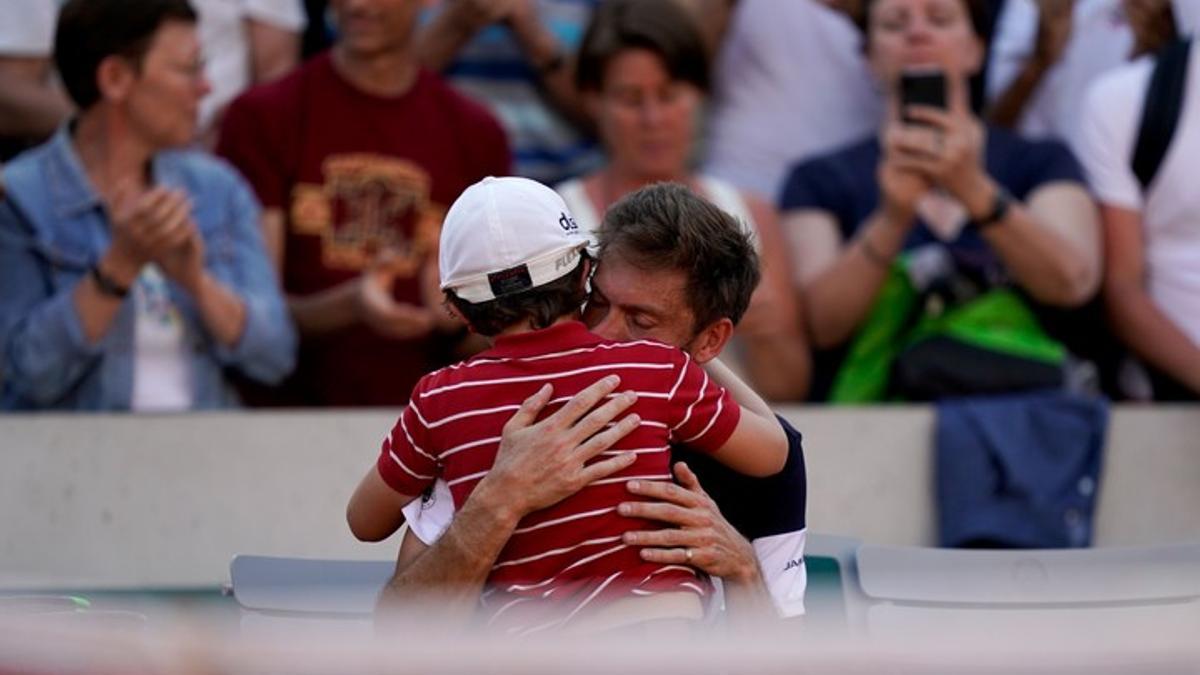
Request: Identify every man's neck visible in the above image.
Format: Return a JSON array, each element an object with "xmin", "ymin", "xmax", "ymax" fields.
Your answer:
[
  {"xmin": 491, "ymin": 314, "xmax": 579, "ymax": 342},
  {"xmin": 331, "ymin": 44, "xmax": 420, "ymax": 98},
  {"xmin": 72, "ymin": 110, "xmax": 155, "ymax": 202}
]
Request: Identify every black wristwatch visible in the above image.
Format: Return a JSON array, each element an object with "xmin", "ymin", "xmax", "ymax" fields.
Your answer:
[
  {"xmin": 967, "ymin": 184, "xmax": 1013, "ymax": 231},
  {"xmin": 90, "ymin": 263, "xmax": 131, "ymax": 298}
]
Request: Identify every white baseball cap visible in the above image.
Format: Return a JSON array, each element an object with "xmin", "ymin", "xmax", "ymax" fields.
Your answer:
[{"xmin": 439, "ymin": 176, "xmax": 589, "ymax": 303}]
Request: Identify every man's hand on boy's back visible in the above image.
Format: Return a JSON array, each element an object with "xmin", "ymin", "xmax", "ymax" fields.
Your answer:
[
  {"xmin": 473, "ymin": 376, "xmax": 642, "ymax": 525},
  {"xmin": 377, "ymin": 376, "xmax": 641, "ymax": 621}
]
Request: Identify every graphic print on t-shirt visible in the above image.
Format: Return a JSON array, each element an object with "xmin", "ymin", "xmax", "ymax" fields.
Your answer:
[{"xmin": 288, "ymin": 153, "xmax": 443, "ymax": 274}]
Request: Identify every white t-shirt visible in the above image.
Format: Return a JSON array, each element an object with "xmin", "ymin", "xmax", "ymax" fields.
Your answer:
[
  {"xmin": 701, "ymin": 0, "xmax": 880, "ymax": 201},
  {"xmin": 1074, "ymin": 45, "xmax": 1200, "ymax": 346},
  {"xmin": 194, "ymin": 0, "xmax": 305, "ymax": 134},
  {"xmin": 0, "ymin": 0, "xmax": 57, "ymax": 56},
  {"xmin": 130, "ymin": 265, "xmax": 194, "ymax": 412},
  {"xmin": 986, "ymin": 0, "xmax": 1132, "ymax": 149}
]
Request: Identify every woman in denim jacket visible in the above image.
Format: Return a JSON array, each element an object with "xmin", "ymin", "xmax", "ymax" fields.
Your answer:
[{"xmin": 0, "ymin": 0, "xmax": 295, "ymax": 411}]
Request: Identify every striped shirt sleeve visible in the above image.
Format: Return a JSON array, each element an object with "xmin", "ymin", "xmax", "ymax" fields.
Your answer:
[
  {"xmin": 376, "ymin": 400, "xmax": 438, "ymax": 497},
  {"xmin": 667, "ymin": 354, "xmax": 741, "ymax": 454}
]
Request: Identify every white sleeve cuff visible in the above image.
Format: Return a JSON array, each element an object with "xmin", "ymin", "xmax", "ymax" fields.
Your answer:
[
  {"xmin": 753, "ymin": 528, "xmax": 808, "ymax": 618},
  {"xmin": 401, "ymin": 478, "xmax": 454, "ymax": 545}
]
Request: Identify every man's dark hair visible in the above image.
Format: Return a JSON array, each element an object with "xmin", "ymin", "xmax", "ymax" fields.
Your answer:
[
  {"xmin": 447, "ymin": 254, "xmax": 591, "ymax": 338},
  {"xmin": 55, "ymin": 0, "xmax": 198, "ymax": 110},
  {"xmin": 598, "ymin": 183, "xmax": 760, "ymax": 333},
  {"xmin": 575, "ymin": 0, "xmax": 710, "ymax": 93}
]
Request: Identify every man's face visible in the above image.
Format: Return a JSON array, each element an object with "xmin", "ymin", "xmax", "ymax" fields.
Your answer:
[
  {"xmin": 331, "ymin": 0, "xmax": 424, "ymax": 57},
  {"xmin": 583, "ymin": 252, "xmax": 701, "ymax": 355}
]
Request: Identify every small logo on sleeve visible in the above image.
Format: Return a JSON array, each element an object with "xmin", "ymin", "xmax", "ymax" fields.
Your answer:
[{"xmin": 784, "ymin": 558, "xmax": 805, "ymax": 572}]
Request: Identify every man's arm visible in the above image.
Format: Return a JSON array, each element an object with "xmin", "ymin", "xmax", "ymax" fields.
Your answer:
[
  {"xmin": 414, "ymin": 0, "xmax": 514, "ymax": 72},
  {"xmin": 987, "ymin": 0, "xmax": 1074, "ymax": 129},
  {"xmin": 1102, "ymin": 204, "xmax": 1200, "ymax": 393},
  {"xmin": 375, "ymin": 376, "xmax": 642, "ymax": 625},
  {"xmin": 246, "ymin": 17, "xmax": 301, "ymax": 84}
]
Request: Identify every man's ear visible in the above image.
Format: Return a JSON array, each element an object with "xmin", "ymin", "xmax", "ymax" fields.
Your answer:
[
  {"xmin": 96, "ymin": 55, "xmax": 137, "ymax": 103},
  {"xmin": 687, "ymin": 317, "xmax": 734, "ymax": 364}
]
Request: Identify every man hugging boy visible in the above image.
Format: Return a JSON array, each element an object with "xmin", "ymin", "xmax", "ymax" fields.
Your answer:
[{"xmin": 347, "ymin": 177, "xmax": 785, "ymax": 634}]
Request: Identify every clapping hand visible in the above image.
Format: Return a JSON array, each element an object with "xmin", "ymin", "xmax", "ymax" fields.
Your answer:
[{"xmin": 358, "ymin": 249, "xmax": 438, "ymax": 339}]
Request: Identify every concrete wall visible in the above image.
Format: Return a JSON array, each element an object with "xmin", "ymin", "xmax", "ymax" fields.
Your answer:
[{"xmin": 1, "ymin": 406, "xmax": 1197, "ymax": 589}]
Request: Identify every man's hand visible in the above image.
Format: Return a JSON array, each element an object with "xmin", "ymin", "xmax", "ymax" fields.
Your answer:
[
  {"xmin": 1034, "ymin": 0, "xmax": 1074, "ymax": 67},
  {"xmin": 473, "ymin": 375, "xmax": 643, "ymax": 523},
  {"xmin": 357, "ymin": 251, "xmax": 438, "ymax": 339},
  {"xmin": 619, "ymin": 461, "xmax": 762, "ymax": 585}
]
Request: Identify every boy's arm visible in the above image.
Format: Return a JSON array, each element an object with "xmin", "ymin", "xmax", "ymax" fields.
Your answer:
[
  {"xmin": 703, "ymin": 356, "xmax": 774, "ymax": 420},
  {"xmin": 347, "ymin": 466, "xmax": 419, "ymax": 543},
  {"xmin": 707, "ymin": 407, "xmax": 787, "ymax": 477},
  {"xmin": 676, "ymin": 357, "xmax": 787, "ymax": 477},
  {"xmin": 350, "ymin": 403, "xmax": 438, "ymax": 542}
]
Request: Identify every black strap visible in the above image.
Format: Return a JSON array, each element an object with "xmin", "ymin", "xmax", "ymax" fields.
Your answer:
[{"xmin": 1131, "ymin": 39, "xmax": 1192, "ymax": 191}]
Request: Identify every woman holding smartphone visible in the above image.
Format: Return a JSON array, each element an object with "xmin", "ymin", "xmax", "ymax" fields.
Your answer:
[
  {"xmin": 778, "ymin": 0, "xmax": 1102, "ymax": 401},
  {"xmin": 554, "ymin": 0, "xmax": 811, "ymax": 402}
]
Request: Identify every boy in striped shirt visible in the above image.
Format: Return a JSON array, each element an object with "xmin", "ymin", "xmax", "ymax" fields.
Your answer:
[{"xmin": 347, "ymin": 176, "xmax": 786, "ymax": 634}]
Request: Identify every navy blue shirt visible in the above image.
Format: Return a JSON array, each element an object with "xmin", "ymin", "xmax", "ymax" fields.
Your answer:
[
  {"xmin": 780, "ymin": 126, "xmax": 1085, "ymax": 272},
  {"xmin": 674, "ymin": 415, "xmax": 806, "ymax": 542}
]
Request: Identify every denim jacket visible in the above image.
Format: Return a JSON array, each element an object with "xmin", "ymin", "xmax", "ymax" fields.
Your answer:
[{"xmin": 0, "ymin": 127, "xmax": 297, "ymax": 410}]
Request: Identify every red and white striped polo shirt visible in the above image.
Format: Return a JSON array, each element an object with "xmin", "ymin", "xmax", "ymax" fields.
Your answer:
[{"xmin": 376, "ymin": 321, "xmax": 740, "ymax": 632}]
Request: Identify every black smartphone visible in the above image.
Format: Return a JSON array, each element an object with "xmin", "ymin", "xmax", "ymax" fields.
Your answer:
[{"xmin": 900, "ymin": 69, "xmax": 947, "ymax": 123}]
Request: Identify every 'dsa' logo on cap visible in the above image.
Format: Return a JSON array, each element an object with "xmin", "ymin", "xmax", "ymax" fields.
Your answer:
[{"xmin": 558, "ymin": 212, "xmax": 579, "ymax": 233}]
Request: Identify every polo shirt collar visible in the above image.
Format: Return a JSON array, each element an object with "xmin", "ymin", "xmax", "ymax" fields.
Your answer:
[{"xmin": 486, "ymin": 320, "xmax": 601, "ymax": 359}]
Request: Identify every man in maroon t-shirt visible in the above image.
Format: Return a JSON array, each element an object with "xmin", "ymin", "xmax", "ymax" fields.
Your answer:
[{"xmin": 217, "ymin": 0, "xmax": 511, "ymax": 406}]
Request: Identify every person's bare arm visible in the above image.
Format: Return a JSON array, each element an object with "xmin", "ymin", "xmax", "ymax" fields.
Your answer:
[
  {"xmin": 904, "ymin": 103, "xmax": 1101, "ymax": 307},
  {"xmin": 735, "ymin": 195, "xmax": 811, "ymax": 401},
  {"xmin": 414, "ymin": 0, "xmax": 513, "ymax": 72},
  {"xmin": 376, "ymin": 377, "xmax": 641, "ymax": 624},
  {"xmin": 703, "ymin": 356, "xmax": 774, "ymax": 420},
  {"xmin": 505, "ymin": 1, "xmax": 592, "ymax": 130},
  {"xmin": 1102, "ymin": 205, "xmax": 1200, "ymax": 393},
  {"xmin": 988, "ymin": 0, "xmax": 1074, "ymax": 129},
  {"xmin": 670, "ymin": 0, "xmax": 737, "ymax": 55},
  {"xmin": 979, "ymin": 180, "xmax": 1100, "ymax": 307},
  {"xmin": 246, "ymin": 18, "xmax": 300, "ymax": 84},
  {"xmin": 707, "ymin": 403, "xmax": 787, "ymax": 477},
  {"xmin": 260, "ymin": 208, "xmax": 285, "ymax": 277},
  {"xmin": 0, "ymin": 56, "xmax": 70, "ymax": 139},
  {"xmin": 76, "ymin": 188, "xmax": 196, "ymax": 343},
  {"xmin": 621, "ymin": 462, "xmax": 776, "ymax": 623},
  {"xmin": 287, "ymin": 258, "xmax": 437, "ymax": 338},
  {"xmin": 787, "ymin": 205, "xmax": 914, "ymax": 349},
  {"xmin": 347, "ymin": 467, "xmax": 419, "ymax": 542}
]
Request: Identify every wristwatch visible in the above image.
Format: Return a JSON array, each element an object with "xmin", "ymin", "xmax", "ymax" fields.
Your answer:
[
  {"xmin": 90, "ymin": 263, "xmax": 131, "ymax": 298},
  {"xmin": 966, "ymin": 184, "xmax": 1013, "ymax": 231}
]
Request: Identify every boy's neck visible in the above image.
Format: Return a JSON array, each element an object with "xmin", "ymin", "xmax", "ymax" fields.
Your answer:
[{"xmin": 490, "ymin": 314, "xmax": 581, "ymax": 343}]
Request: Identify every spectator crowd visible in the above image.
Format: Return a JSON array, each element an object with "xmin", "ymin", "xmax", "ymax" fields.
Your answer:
[{"xmin": 2, "ymin": 0, "xmax": 1199, "ymax": 410}]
